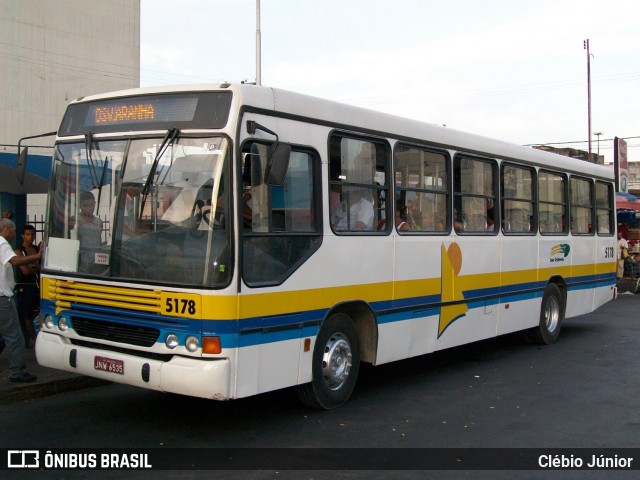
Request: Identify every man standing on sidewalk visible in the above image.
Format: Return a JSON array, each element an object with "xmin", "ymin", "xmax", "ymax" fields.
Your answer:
[{"xmin": 0, "ymin": 218, "xmax": 41, "ymax": 382}]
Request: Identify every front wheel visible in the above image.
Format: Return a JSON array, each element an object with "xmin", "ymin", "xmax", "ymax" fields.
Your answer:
[
  {"xmin": 526, "ymin": 283, "xmax": 564, "ymax": 344},
  {"xmin": 297, "ymin": 313, "xmax": 360, "ymax": 409}
]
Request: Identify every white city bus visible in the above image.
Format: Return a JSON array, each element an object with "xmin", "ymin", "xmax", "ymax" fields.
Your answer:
[{"xmin": 36, "ymin": 84, "xmax": 617, "ymax": 409}]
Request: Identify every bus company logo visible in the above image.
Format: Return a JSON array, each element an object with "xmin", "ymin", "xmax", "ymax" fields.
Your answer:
[
  {"xmin": 549, "ymin": 244, "xmax": 570, "ymax": 262},
  {"xmin": 7, "ymin": 450, "xmax": 39, "ymax": 468}
]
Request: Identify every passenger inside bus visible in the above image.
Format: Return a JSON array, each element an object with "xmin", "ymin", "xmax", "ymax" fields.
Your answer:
[
  {"xmin": 454, "ymin": 208, "xmax": 464, "ymax": 232},
  {"xmin": 331, "ymin": 189, "xmax": 374, "ymax": 231},
  {"xmin": 486, "ymin": 207, "xmax": 495, "ymax": 231},
  {"xmin": 395, "ymin": 205, "xmax": 410, "ymax": 231},
  {"xmin": 76, "ymin": 191, "xmax": 104, "ymax": 271}
]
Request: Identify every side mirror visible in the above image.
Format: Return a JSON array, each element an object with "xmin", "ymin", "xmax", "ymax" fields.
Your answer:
[{"xmin": 266, "ymin": 143, "xmax": 291, "ymax": 186}]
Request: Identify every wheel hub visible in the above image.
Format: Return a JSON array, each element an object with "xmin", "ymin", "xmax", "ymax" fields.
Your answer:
[
  {"xmin": 321, "ymin": 333, "xmax": 353, "ymax": 391},
  {"xmin": 545, "ymin": 295, "xmax": 560, "ymax": 332}
]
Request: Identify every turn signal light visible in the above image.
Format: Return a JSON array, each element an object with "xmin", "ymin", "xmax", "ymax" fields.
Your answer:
[{"xmin": 202, "ymin": 336, "xmax": 221, "ymax": 354}]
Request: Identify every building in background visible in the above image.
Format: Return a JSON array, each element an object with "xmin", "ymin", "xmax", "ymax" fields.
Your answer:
[
  {"xmin": 628, "ymin": 162, "xmax": 640, "ymax": 196},
  {"xmin": 532, "ymin": 145, "xmax": 604, "ymax": 165},
  {"xmin": 0, "ymin": 0, "xmax": 140, "ymax": 235}
]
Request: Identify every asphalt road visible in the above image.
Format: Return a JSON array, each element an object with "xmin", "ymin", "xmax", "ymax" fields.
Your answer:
[{"xmin": 1, "ymin": 294, "xmax": 639, "ymax": 480}]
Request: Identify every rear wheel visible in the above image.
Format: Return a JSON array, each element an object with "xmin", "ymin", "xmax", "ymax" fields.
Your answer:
[
  {"xmin": 297, "ymin": 313, "xmax": 360, "ymax": 409},
  {"xmin": 526, "ymin": 283, "xmax": 564, "ymax": 344}
]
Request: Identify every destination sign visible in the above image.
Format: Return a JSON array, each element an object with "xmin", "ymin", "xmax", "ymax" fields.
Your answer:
[
  {"xmin": 86, "ymin": 97, "xmax": 197, "ymax": 126},
  {"xmin": 58, "ymin": 91, "xmax": 232, "ymax": 136},
  {"xmin": 92, "ymin": 103, "xmax": 156, "ymax": 124}
]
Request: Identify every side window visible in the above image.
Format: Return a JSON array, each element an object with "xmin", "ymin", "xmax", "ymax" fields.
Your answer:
[
  {"xmin": 538, "ymin": 170, "xmax": 568, "ymax": 235},
  {"xmin": 570, "ymin": 176, "xmax": 594, "ymax": 235},
  {"xmin": 394, "ymin": 144, "xmax": 449, "ymax": 233},
  {"xmin": 595, "ymin": 181, "xmax": 614, "ymax": 235},
  {"xmin": 241, "ymin": 142, "xmax": 321, "ymax": 286},
  {"xmin": 502, "ymin": 164, "xmax": 535, "ymax": 234},
  {"xmin": 329, "ymin": 135, "xmax": 389, "ymax": 233},
  {"xmin": 453, "ymin": 155, "xmax": 498, "ymax": 233}
]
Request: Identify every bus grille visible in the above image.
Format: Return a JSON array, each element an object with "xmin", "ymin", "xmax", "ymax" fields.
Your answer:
[
  {"xmin": 72, "ymin": 318, "xmax": 160, "ymax": 347},
  {"xmin": 43, "ymin": 278, "xmax": 162, "ymax": 314}
]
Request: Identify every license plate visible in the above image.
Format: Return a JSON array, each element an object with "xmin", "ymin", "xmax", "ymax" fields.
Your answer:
[{"xmin": 94, "ymin": 356, "xmax": 124, "ymax": 375}]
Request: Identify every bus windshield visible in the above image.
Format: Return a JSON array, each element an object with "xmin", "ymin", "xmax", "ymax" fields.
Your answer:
[{"xmin": 45, "ymin": 135, "xmax": 232, "ymax": 287}]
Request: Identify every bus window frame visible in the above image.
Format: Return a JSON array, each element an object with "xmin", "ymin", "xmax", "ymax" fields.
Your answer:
[
  {"xmin": 569, "ymin": 175, "xmax": 596, "ymax": 236},
  {"xmin": 538, "ymin": 169, "xmax": 569, "ymax": 236},
  {"xmin": 453, "ymin": 153, "xmax": 499, "ymax": 236},
  {"xmin": 595, "ymin": 180, "xmax": 615, "ymax": 237},
  {"xmin": 328, "ymin": 131, "xmax": 391, "ymax": 236},
  {"xmin": 500, "ymin": 161, "xmax": 537, "ymax": 236},
  {"xmin": 393, "ymin": 142, "xmax": 451, "ymax": 235}
]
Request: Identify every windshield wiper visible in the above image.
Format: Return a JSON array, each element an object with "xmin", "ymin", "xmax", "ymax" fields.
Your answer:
[
  {"xmin": 139, "ymin": 128, "xmax": 179, "ymax": 217},
  {"xmin": 84, "ymin": 132, "xmax": 109, "ymax": 213},
  {"xmin": 84, "ymin": 133, "xmax": 100, "ymax": 188}
]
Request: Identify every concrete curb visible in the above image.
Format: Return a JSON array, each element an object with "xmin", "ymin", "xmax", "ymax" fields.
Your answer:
[{"xmin": 0, "ymin": 376, "xmax": 110, "ymax": 404}]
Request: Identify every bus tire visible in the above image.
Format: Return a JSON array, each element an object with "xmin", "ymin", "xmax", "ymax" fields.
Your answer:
[
  {"xmin": 526, "ymin": 283, "xmax": 564, "ymax": 345},
  {"xmin": 297, "ymin": 313, "xmax": 360, "ymax": 409}
]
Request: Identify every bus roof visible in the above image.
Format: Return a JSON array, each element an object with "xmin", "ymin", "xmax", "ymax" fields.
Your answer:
[{"xmin": 69, "ymin": 83, "xmax": 614, "ymax": 181}]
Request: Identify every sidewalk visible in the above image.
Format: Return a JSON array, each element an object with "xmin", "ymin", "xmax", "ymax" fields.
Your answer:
[{"xmin": 0, "ymin": 344, "xmax": 109, "ymax": 404}]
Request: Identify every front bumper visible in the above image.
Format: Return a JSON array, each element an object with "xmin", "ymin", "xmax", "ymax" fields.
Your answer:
[{"xmin": 35, "ymin": 331, "xmax": 231, "ymax": 400}]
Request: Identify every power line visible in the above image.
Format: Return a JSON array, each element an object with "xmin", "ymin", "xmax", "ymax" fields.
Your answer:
[{"xmin": 524, "ymin": 136, "xmax": 640, "ymax": 147}]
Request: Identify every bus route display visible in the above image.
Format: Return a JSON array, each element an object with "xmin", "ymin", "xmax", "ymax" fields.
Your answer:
[{"xmin": 58, "ymin": 91, "xmax": 232, "ymax": 136}]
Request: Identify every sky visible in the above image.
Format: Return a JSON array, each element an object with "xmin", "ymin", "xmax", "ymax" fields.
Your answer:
[{"xmin": 140, "ymin": 0, "xmax": 640, "ymax": 164}]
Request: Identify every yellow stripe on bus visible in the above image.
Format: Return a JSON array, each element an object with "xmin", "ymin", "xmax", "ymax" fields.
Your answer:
[{"xmin": 42, "ymin": 260, "xmax": 614, "ymax": 321}]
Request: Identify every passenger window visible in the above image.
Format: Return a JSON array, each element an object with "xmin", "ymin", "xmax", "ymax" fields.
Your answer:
[
  {"xmin": 538, "ymin": 170, "xmax": 568, "ymax": 235},
  {"xmin": 570, "ymin": 176, "xmax": 594, "ymax": 235},
  {"xmin": 329, "ymin": 135, "xmax": 389, "ymax": 233},
  {"xmin": 502, "ymin": 164, "xmax": 535, "ymax": 234},
  {"xmin": 241, "ymin": 142, "xmax": 321, "ymax": 286},
  {"xmin": 394, "ymin": 145, "xmax": 448, "ymax": 233},
  {"xmin": 595, "ymin": 181, "xmax": 614, "ymax": 235},
  {"xmin": 454, "ymin": 156, "xmax": 498, "ymax": 233}
]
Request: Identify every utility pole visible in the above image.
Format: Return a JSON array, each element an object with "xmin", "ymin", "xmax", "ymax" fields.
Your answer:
[
  {"xmin": 256, "ymin": 0, "xmax": 262, "ymax": 86},
  {"xmin": 584, "ymin": 39, "xmax": 592, "ymax": 161},
  {"xmin": 594, "ymin": 131, "xmax": 603, "ymax": 159}
]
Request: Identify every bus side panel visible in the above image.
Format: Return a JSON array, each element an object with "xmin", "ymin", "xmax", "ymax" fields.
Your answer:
[
  {"xmin": 497, "ymin": 235, "xmax": 541, "ymax": 335},
  {"xmin": 566, "ymin": 237, "xmax": 598, "ymax": 318},
  {"xmin": 433, "ymin": 236, "xmax": 499, "ymax": 352},
  {"xmin": 382, "ymin": 235, "xmax": 442, "ymax": 364},
  {"xmin": 375, "ymin": 314, "xmax": 440, "ymax": 365},
  {"xmin": 538, "ymin": 235, "xmax": 571, "ymax": 297},
  {"xmin": 593, "ymin": 234, "xmax": 617, "ymax": 310},
  {"xmin": 234, "ymin": 339, "xmax": 302, "ymax": 398}
]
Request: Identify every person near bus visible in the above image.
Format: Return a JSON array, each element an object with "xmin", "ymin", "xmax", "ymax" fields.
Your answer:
[
  {"xmin": 14, "ymin": 225, "xmax": 40, "ymax": 347},
  {"xmin": 0, "ymin": 218, "xmax": 40, "ymax": 383},
  {"xmin": 617, "ymin": 230, "xmax": 630, "ymax": 279}
]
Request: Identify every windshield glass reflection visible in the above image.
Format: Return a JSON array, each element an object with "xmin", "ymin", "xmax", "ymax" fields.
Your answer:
[{"xmin": 46, "ymin": 136, "xmax": 232, "ymax": 287}]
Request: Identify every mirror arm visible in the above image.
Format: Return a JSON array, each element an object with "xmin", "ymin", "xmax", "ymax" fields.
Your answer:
[{"xmin": 16, "ymin": 131, "xmax": 57, "ymax": 185}]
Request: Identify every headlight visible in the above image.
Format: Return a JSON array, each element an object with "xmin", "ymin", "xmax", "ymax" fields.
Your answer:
[
  {"xmin": 58, "ymin": 317, "xmax": 69, "ymax": 331},
  {"xmin": 165, "ymin": 334, "xmax": 178, "ymax": 349},
  {"xmin": 185, "ymin": 336, "xmax": 199, "ymax": 352},
  {"xmin": 44, "ymin": 315, "xmax": 54, "ymax": 329}
]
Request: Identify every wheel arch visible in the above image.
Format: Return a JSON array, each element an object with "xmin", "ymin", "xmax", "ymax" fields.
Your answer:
[
  {"xmin": 547, "ymin": 275, "xmax": 567, "ymax": 317},
  {"xmin": 323, "ymin": 300, "xmax": 378, "ymax": 365}
]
